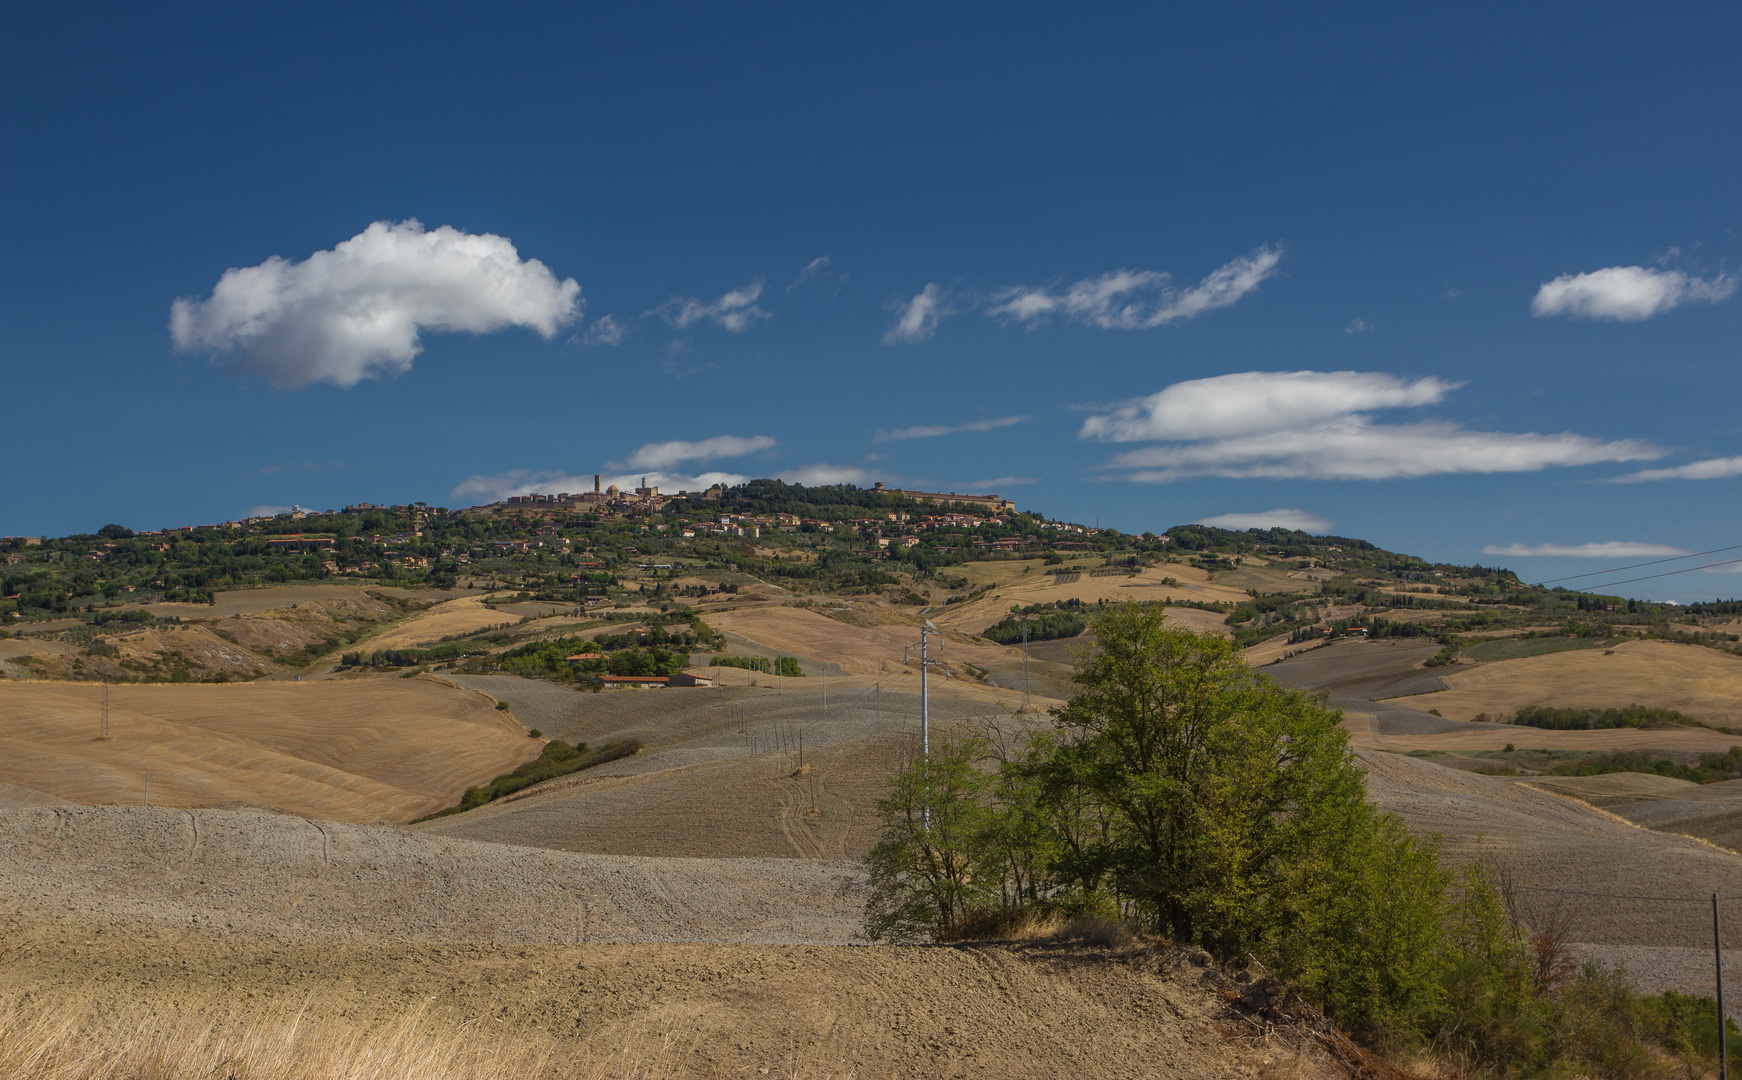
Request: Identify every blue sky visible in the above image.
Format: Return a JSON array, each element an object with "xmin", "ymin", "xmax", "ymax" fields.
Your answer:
[{"xmin": 3, "ymin": 2, "xmax": 1739, "ymax": 600}]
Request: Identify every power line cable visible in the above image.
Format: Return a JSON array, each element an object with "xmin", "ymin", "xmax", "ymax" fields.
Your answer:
[
  {"xmin": 1575, "ymin": 556, "xmax": 1742, "ymax": 591},
  {"xmin": 1535, "ymin": 543, "xmax": 1742, "ymax": 586}
]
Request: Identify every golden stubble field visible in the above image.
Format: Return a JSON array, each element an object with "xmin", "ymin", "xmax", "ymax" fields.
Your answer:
[
  {"xmin": 355, "ymin": 596, "xmax": 522, "ymax": 652},
  {"xmin": 1380, "ymin": 639, "xmax": 1742, "ymax": 725},
  {"xmin": 0, "ymin": 678, "xmax": 539, "ymax": 822}
]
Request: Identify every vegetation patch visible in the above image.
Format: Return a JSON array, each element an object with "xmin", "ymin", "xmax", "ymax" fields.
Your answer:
[
  {"xmin": 1512, "ymin": 703, "xmax": 1737, "ymax": 734},
  {"xmin": 413, "ymin": 738, "xmax": 643, "ymax": 820},
  {"xmin": 1545, "ymin": 746, "xmax": 1742, "ymax": 784},
  {"xmin": 709, "ymin": 654, "xmax": 803, "ymax": 676},
  {"xmin": 982, "ymin": 601, "xmax": 1088, "ymax": 644}
]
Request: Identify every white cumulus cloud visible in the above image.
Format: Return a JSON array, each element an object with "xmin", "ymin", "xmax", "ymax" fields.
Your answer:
[
  {"xmin": 1530, "ymin": 265, "xmax": 1736, "ymax": 321},
  {"xmin": 170, "ymin": 220, "xmax": 581, "ymax": 389},
  {"xmin": 1482, "ymin": 541, "xmax": 1694, "ymax": 558},
  {"xmin": 987, "ymin": 245, "xmax": 1282, "ymax": 330},
  {"xmin": 656, "ymin": 280, "xmax": 771, "ymax": 332},
  {"xmin": 1081, "ymin": 371, "xmax": 1459, "ymax": 443},
  {"xmin": 1608, "ymin": 456, "xmax": 1742, "ymax": 484},
  {"xmin": 619, "ymin": 435, "xmax": 777, "ymax": 471},
  {"xmin": 1082, "ymin": 370, "xmax": 1663, "ymax": 483},
  {"xmin": 1194, "ymin": 509, "xmax": 1332, "ymax": 533},
  {"xmin": 875, "ymin": 415, "xmax": 1030, "ymax": 442},
  {"xmin": 884, "ymin": 283, "xmax": 950, "ymax": 345}
]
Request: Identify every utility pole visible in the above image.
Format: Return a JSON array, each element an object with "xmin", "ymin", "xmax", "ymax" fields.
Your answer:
[
  {"xmin": 905, "ymin": 621, "xmax": 943, "ymax": 828},
  {"xmin": 1021, "ymin": 621, "xmax": 1030, "ymax": 709},
  {"xmin": 1719, "ymin": 893, "xmax": 1729, "ymax": 1080},
  {"xmin": 143, "ymin": 771, "xmax": 150, "ymax": 808},
  {"xmin": 99, "ymin": 679, "xmax": 110, "ymax": 741}
]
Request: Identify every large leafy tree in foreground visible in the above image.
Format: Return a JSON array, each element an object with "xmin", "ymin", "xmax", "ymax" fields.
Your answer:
[{"xmin": 862, "ymin": 602, "xmax": 1450, "ymax": 1037}]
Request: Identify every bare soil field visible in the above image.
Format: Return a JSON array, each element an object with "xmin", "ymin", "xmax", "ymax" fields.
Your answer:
[
  {"xmin": 1340, "ymin": 714, "xmax": 1742, "ymax": 754},
  {"xmin": 1526, "ymin": 774, "xmax": 1742, "ymax": 855},
  {"xmin": 0, "ymin": 804, "xmax": 1332, "ymax": 1079},
  {"xmin": 0, "ymin": 679, "xmax": 538, "ymax": 823},
  {"xmin": 1382, "ymin": 639, "xmax": 1742, "ymax": 725},
  {"xmin": 1358, "ymin": 749, "xmax": 1742, "ymax": 995}
]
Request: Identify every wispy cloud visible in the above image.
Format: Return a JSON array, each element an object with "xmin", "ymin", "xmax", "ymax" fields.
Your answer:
[
  {"xmin": 1608, "ymin": 456, "xmax": 1742, "ymax": 483},
  {"xmin": 1482, "ymin": 541, "xmax": 1695, "ymax": 559},
  {"xmin": 1082, "ymin": 370, "xmax": 1663, "ymax": 483},
  {"xmin": 618, "ymin": 435, "xmax": 777, "ymax": 471},
  {"xmin": 777, "ymin": 464, "xmax": 882, "ymax": 486},
  {"xmin": 1194, "ymin": 509, "xmax": 1332, "ymax": 532},
  {"xmin": 582, "ymin": 314, "xmax": 628, "ymax": 346},
  {"xmin": 1344, "ymin": 318, "xmax": 1372, "ymax": 335},
  {"xmin": 1531, "ymin": 264, "xmax": 1735, "ymax": 321},
  {"xmin": 788, "ymin": 256, "xmax": 844, "ymax": 292},
  {"xmin": 884, "ymin": 283, "xmax": 951, "ymax": 344},
  {"xmin": 874, "ymin": 415, "xmax": 1030, "ymax": 442},
  {"xmin": 987, "ymin": 245, "xmax": 1282, "ymax": 330},
  {"xmin": 655, "ymin": 280, "xmax": 771, "ymax": 333},
  {"xmin": 170, "ymin": 219, "xmax": 581, "ymax": 389},
  {"xmin": 965, "ymin": 476, "xmax": 1040, "ymax": 488}
]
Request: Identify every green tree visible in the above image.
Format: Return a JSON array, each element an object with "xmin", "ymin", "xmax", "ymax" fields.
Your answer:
[{"xmin": 861, "ymin": 735, "xmax": 996, "ymax": 943}]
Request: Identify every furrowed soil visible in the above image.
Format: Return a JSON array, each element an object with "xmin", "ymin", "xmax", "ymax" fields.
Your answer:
[
  {"xmin": 0, "ymin": 678, "xmax": 538, "ymax": 823},
  {"xmin": 0, "ymin": 806, "xmax": 1331, "ymax": 1080}
]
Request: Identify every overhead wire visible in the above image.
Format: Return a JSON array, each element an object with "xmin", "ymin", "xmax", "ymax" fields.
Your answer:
[
  {"xmin": 1571, "ymin": 555, "xmax": 1742, "ymax": 591},
  {"xmin": 1535, "ymin": 542, "xmax": 1742, "ymax": 586}
]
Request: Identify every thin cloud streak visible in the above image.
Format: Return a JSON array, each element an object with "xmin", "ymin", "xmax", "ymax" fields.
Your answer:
[
  {"xmin": 1082, "ymin": 370, "xmax": 1662, "ymax": 483},
  {"xmin": 875, "ymin": 415, "xmax": 1030, "ymax": 442},
  {"xmin": 1608, "ymin": 456, "xmax": 1742, "ymax": 483},
  {"xmin": 1195, "ymin": 509, "xmax": 1332, "ymax": 532},
  {"xmin": 987, "ymin": 245, "xmax": 1281, "ymax": 330},
  {"xmin": 1482, "ymin": 541, "xmax": 1694, "ymax": 558},
  {"xmin": 619, "ymin": 435, "xmax": 777, "ymax": 471}
]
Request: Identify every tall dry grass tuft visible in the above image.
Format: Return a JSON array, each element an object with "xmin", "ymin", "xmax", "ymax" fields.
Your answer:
[
  {"xmin": 0, "ymin": 993, "xmax": 553, "ymax": 1080},
  {"xmin": 0, "ymin": 992, "xmax": 859, "ymax": 1080}
]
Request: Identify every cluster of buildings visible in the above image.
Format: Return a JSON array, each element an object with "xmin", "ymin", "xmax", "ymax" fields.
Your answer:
[{"xmin": 488, "ymin": 476, "xmax": 666, "ymax": 517}]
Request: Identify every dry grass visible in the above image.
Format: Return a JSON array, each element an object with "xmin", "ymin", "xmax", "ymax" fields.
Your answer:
[
  {"xmin": 0, "ymin": 991, "xmax": 860, "ymax": 1080},
  {"xmin": 1382, "ymin": 639, "xmax": 1742, "ymax": 726},
  {"xmin": 360, "ymin": 597, "xmax": 522, "ymax": 652},
  {"xmin": 0, "ymin": 679, "xmax": 539, "ymax": 822},
  {"xmin": 0, "ymin": 993, "xmax": 554, "ymax": 1080},
  {"xmin": 703, "ymin": 605, "xmax": 1023, "ymax": 677}
]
